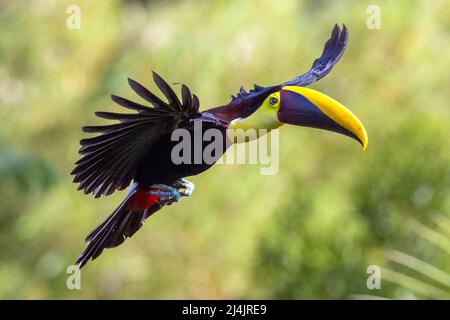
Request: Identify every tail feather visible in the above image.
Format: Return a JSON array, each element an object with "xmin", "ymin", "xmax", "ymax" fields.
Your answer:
[{"xmin": 76, "ymin": 184, "xmax": 163, "ymax": 268}]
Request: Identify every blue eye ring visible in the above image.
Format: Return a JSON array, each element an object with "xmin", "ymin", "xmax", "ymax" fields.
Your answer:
[{"xmin": 269, "ymin": 97, "xmax": 278, "ymax": 105}]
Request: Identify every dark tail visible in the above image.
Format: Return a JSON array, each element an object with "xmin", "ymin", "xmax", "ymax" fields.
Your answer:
[{"xmin": 76, "ymin": 183, "xmax": 163, "ymax": 268}]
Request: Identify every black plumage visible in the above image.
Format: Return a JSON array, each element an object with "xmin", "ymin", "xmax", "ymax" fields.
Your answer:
[{"xmin": 72, "ymin": 71, "xmax": 210, "ymax": 198}]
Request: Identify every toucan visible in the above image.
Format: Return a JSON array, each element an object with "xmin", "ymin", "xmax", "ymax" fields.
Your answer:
[{"xmin": 73, "ymin": 24, "xmax": 368, "ymax": 267}]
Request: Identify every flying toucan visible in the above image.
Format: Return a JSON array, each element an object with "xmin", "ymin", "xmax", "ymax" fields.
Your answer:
[{"xmin": 73, "ymin": 24, "xmax": 368, "ymax": 267}]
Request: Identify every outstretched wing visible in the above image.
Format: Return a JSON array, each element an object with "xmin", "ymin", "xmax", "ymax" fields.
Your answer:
[
  {"xmin": 205, "ymin": 24, "xmax": 348, "ymax": 122},
  {"xmin": 72, "ymin": 72, "xmax": 200, "ymax": 198},
  {"xmin": 282, "ymin": 24, "xmax": 348, "ymax": 87}
]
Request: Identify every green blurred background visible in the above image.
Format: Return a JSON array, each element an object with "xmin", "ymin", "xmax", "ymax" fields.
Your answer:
[{"xmin": 1, "ymin": 0, "xmax": 449, "ymax": 299}]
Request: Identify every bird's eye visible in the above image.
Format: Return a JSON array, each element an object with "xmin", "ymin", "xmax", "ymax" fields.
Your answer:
[{"xmin": 269, "ymin": 97, "xmax": 278, "ymax": 106}]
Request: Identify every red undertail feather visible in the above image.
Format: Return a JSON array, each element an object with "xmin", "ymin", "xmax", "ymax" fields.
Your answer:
[{"xmin": 127, "ymin": 188, "xmax": 161, "ymax": 211}]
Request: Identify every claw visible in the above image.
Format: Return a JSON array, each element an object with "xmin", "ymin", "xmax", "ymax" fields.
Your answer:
[
  {"xmin": 149, "ymin": 184, "xmax": 181, "ymax": 204},
  {"xmin": 173, "ymin": 178, "xmax": 195, "ymax": 197},
  {"xmin": 147, "ymin": 179, "xmax": 195, "ymax": 206}
]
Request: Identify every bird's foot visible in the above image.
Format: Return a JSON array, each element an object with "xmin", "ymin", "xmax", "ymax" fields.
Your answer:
[
  {"xmin": 149, "ymin": 184, "xmax": 181, "ymax": 205},
  {"xmin": 173, "ymin": 178, "xmax": 195, "ymax": 197},
  {"xmin": 148, "ymin": 179, "xmax": 195, "ymax": 206}
]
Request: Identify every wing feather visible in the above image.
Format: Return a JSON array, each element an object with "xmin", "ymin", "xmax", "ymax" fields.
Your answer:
[
  {"xmin": 127, "ymin": 78, "xmax": 174, "ymax": 112},
  {"xmin": 152, "ymin": 71, "xmax": 183, "ymax": 112},
  {"xmin": 72, "ymin": 72, "xmax": 200, "ymax": 197},
  {"xmin": 282, "ymin": 24, "xmax": 348, "ymax": 87}
]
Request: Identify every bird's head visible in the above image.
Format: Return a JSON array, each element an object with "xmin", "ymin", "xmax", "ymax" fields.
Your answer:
[{"xmin": 228, "ymin": 85, "xmax": 368, "ymax": 149}]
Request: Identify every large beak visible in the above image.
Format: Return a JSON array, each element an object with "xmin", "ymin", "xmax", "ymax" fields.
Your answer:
[{"xmin": 278, "ymin": 86, "xmax": 368, "ymax": 149}]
